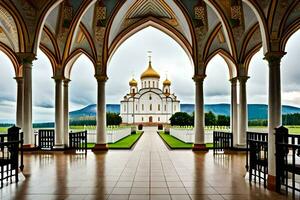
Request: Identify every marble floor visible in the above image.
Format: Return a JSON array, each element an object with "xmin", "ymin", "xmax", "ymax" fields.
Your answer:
[{"xmin": 0, "ymin": 127, "xmax": 293, "ymax": 200}]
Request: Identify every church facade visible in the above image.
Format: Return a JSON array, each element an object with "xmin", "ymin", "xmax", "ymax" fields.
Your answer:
[{"xmin": 120, "ymin": 59, "xmax": 180, "ymax": 124}]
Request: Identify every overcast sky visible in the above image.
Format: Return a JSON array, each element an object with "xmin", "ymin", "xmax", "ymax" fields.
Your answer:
[{"xmin": 0, "ymin": 27, "xmax": 300, "ymax": 122}]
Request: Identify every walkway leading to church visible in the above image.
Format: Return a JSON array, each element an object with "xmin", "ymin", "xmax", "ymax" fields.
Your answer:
[{"xmin": 1, "ymin": 127, "xmax": 288, "ymax": 200}]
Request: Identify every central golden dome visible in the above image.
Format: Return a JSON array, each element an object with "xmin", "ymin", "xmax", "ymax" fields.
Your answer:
[{"xmin": 140, "ymin": 61, "xmax": 160, "ymax": 79}]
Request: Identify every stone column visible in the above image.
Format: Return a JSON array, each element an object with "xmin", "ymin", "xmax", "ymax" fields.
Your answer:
[
  {"xmin": 230, "ymin": 77, "xmax": 238, "ymax": 146},
  {"xmin": 15, "ymin": 77, "xmax": 23, "ymax": 128},
  {"xmin": 63, "ymin": 79, "xmax": 70, "ymax": 147},
  {"xmin": 93, "ymin": 75, "xmax": 108, "ymax": 151},
  {"xmin": 193, "ymin": 75, "xmax": 207, "ymax": 151},
  {"xmin": 53, "ymin": 76, "xmax": 64, "ymax": 149},
  {"xmin": 17, "ymin": 53, "xmax": 36, "ymax": 147},
  {"xmin": 264, "ymin": 51, "xmax": 285, "ymax": 190},
  {"xmin": 237, "ymin": 76, "xmax": 249, "ymax": 146}
]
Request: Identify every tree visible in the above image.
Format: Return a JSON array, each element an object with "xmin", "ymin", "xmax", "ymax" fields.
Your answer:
[
  {"xmin": 205, "ymin": 111, "xmax": 216, "ymax": 127},
  {"xmin": 216, "ymin": 115, "xmax": 230, "ymax": 127},
  {"xmin": 106, "ymin": 112, "xmax": 122, "ymax": 126},
  {"xmin": 169, "ymin": 112, "xmax": 193, "ymax": 126}
]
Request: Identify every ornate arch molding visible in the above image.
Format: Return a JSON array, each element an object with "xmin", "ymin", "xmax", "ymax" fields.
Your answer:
[
  {"xmin": 103, "ymin": 0, "xmax": 196, "ymax": 71},
  {"xmin": 242, "ymin": 0, "xmax": 270, "ymax": 54},
  {"xmin": 0, "ymin": 42, "xmax": 19, "ymax": 76},
  {"xmin": 107, "ymin": 16, "xmax": 194, "ymax": 67},
  {"xmin": 280, "ymin": 19, "xmax": 300, "ymax": 52},
  {"xmin": 39, "ymin": 44, "xmax": 57, "ymax": 77},
  {"xmin": 244, "ymin": 43, "xmax": 262, "ymax": 76},
  {"xmin": 202, "ymin": 22, "xmax": 222, "ymax": 61},
  {"xmin": 33, "ymin": 0, "xmax": 63, "ymax": 54},
  {"xmin": 204, "ymin": 0, "xmax": 237, "ymax": 61},
  {"xmin": 239, "ymin": 23, "xmax": 260, "ymax": 62},
  {"xmin": 0, "ymin": 1, "xmax": 28, "ymax": 52},
  {"xmin": 43, "ymin": 26, "xmax": 61, "ymax": 62},
  {"xmin": 78, "ymin": 23, "xmax": 97, "ymax": 60},
  {"xmin": 204, "ymin": 48, "xmax": 237, "ymax": 79},
  {"xmin": 63, "ymin": 48, "xmax": 96, "ymax": 79}
]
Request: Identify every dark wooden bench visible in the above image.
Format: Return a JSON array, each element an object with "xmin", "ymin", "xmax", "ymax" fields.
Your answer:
[
  {"xmin": 38, "ymin": 129, "xmax": 55, "ymax": 150},
  {"xmin": 69, "ymin": 131, "xmax": 87, "ymax": 154}
]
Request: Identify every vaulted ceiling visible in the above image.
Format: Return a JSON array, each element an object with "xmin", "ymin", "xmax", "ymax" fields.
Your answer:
[{"xmin": 0, "ymin": 0, "xmax": 300, "ymax": 78}]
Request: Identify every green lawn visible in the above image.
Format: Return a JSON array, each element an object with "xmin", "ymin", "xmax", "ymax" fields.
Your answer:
[
  {"xmin": 0, "ymin": 127, "xmax": 8, "ymax": 133},
  {"xmin": 86, "ymin": 131, "xmax": 143, "ymax": 149},
  {"xmin": 158, "ymin": 131, "xmax": 193, "ymax": 149}
]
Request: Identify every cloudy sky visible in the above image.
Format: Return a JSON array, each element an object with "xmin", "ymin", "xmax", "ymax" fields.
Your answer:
[{"xmin": 0, "ymin": 27, "xmax": 300, "ymax": 123}]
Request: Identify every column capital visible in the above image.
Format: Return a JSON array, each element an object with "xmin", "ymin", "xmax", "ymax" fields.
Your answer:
[
  {"xmin": 16, "ymin": 52, "xmax": 36, "ymax": 65},
  {"xmin": 193, "ymin": 74, "xmax": 206, "ymax": 83},
  {"xmin": 95, "ymin": 75, "xmax": 108, "ymax": 82},
  {"xmin": 52, "ymin": 75, "xmax": 64, "ymax": 82},
  {"xmin": 63, "ymin": 78, "xmax": 71, "ymax": 86},
  {"xmin": 264, "ymin": 51, "xmax": 286, "ymax": 66},
  {"xmin": 230, "ymin": 77, "xmax": 238, "ymax": 85},
  {"xmin": 14, "ymin": 76, "xmax": 23, "ymax": 83},
  {"xmin": 237, "ymin": 76, "xmax": 249, "ymax": 84}
]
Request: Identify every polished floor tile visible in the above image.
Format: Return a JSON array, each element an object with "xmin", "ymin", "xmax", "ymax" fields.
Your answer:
[{"xmin": 0, "ymin": 127, "xmax": 293, "ymax": 200}]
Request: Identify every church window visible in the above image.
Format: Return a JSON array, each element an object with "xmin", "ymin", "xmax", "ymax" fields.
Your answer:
[
  {"xmin": 124, "ymin": 105, "xmax": 126, "ymax": 112},
  {"xmin": 142, "ymin": 117, "xmax": 144, "ymax": 121},
  {"xmin": 157, "ymin": 82, "xmax": 158, "ymax": 88},
  {"xmin": 148, "ymin": 81, "xmax": 150, "ymax": 88},
  {"xmin": 136, "ymin": 104, "xmax": 138, "ymax": 111},
  {"xmin": 174, "ymin": 105, "xmax": 176, "ymax": 111},
  {"xmin": 164, "ymin": 105, "xmax": 167, "ymax": 111},
  {"xmin": 158, "ymin": 117, "xmax": 160, "ymax": 121},
  {"xmin": 150, "ymin": 104, "xmax": 152, "ymax": 111},
  {"xmin": 142, "ymin": 104, "xmax": 144, "ymax": 111},
  {"xmin": 149, "ymin": 95, "xmax": 152, "ymax": 100},
  {"xmin": 158, "ymin": 104, "xmax": 160, "ymax": 111},
  {"xmin": 132, "ymin": 88, "xmax": 135, "ymax": 93},
  {"xmin": 142, "ymin": 82, "xmax": 143, "ymax": 88},
  {"xmin": 153, "ymin": 81, "xmax": 155, "ymax": 87}
]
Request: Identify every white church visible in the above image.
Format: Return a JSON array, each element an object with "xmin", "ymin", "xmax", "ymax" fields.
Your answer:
[{"xmin": 120, "ymin": 57, "xmax": 180, "ymax": 124}]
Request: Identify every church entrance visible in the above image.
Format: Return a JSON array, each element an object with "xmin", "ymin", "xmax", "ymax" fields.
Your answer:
[{"xmin": 149, "ymin": 116, "xmax": 153, "ymax": 123}]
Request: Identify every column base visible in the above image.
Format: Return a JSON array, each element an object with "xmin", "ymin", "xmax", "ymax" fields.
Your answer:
[
  {"xmin": 193, "ymin": 144, "xmax": 208, "ymax": 151},
  {"xmin": 22, "ymin": 144, "xmax": 38, "ymax": 151},
  {"xmin": 92, "ymin": 144, "xmax": 108, "ymax": 152},
  {"xmin": 267, "ymin": 174, "xmax": 276, "ymax": 191},
  {"xmin": 53, "ymin": 144, "xmax": 66, "ymax": 150}
]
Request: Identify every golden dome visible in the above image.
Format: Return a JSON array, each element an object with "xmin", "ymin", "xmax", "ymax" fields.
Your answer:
[
  {"xmin": 129, "ymin": 78, "xmax": 137, "ymax": 86},
  {"xmin": 140, "ymin": 61, "xmax": 160, "ymax": 79},
  {"xmin": 163, "ymin": 78, "xmax": 171, "ymax": 85}
]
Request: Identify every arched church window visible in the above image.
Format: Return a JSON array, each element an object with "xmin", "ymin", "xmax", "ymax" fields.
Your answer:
[
  {"xmin": 149, "ymin": 95, "xmax": 152, "ymax": 100},
  {"xmin": 158, "ymin": 117, "xmax": 160, "ymax": 121},
  {"xmin": 158, "ymin": 104, "xmax": 160, "ymax": 111},
  {"xmin": 157, "ymin": 82, "xmax": 158, "ymax": 88},
  {"xmin": 136, "ymin": 104, "xmax": 138, "ymax": 111},
  {"xmin": 153, "ymin": 81, "xmax": 155, "ymax": 87},
  {"xmin": 164, "ymin": 105, "xmax": 167, "ymax": 111},
  {"xmin": 150, "ymin": 104, "xmax": 152, "ymax": 111},
  {"xmin": 142, "ymin": 117, "xmax": 144, "ymax": 121},
  {"xmin": 142, "ymin": 82, "xmax": 143, "ymax": 88},
  {"xmin": 132, "ymin": 88, "xmax": 135, "ymax": 94},
  {"xmin": 142, "ymin": 104, "xmax": 144, "ymax": 111},
  {"xmin": 124, "ymin": 105, "xmax": 126, "ymax": 112},
  {"xmin": 148, "ymin": 81, "xmax": 150, "ymax": 88}
]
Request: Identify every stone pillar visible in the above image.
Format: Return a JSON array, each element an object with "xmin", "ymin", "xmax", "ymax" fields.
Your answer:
[
  {"xmin": 230, "ymin": 77, "xmax": 238, "ymax": 146},
  {"xmin": 53, "ymin": 76, "xmax": 64, "ymax": 149},
  {"xmin": 193, "ymin": 75, "xmax": 207, "ymax": 151},
  {"xmin": 237, "ymin": 76, "xmax": 249, "ymax": 146},
  {"xmin": 264, "ymin": 51, "xmax": 285, "ymax": 190},
  {"xmin": 17, "ymin": 53, "xmax": 36, "ymax": 147},
  {"xmin": 63, "ymin": 79, "xmax": 70, "ymax": 147},
  {"xmin": 15, "ymin": 77, "xmax": 23, "ymax": 128},
  {"xmin": 93, "ymin": 75, "xmax": 108, "ymax": 151}
]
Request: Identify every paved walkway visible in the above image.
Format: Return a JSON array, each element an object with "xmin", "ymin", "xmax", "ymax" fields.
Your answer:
[{"xmin": 1, "ymin": 127, "xmax": 290, "ymax": 200}]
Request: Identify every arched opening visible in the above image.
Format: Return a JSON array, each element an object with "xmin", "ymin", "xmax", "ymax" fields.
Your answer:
[
  {"xmin": 204, "ymin": 54, "xmax": 231, "ymax": 135},
  {"xmin": 69, "ymin": 54, "xmax": 96, "ymax": 131},
  {"xmin": 247, "ymin": 48, "xmax": 268, "ymax": 131},
  {"xmin": 0, "ymin": 50, "xmax": 16, "ymax": 129},
  {"xmin": 107, "ymin": 26, "xmax": 194, "ymax": 125},
  {"xmin": 32, "ymin": 49, "xmax": 54, "ymax": 124},
  {"xmin": 281, "ymin": 30, "xmax": 300, "ymax": 130}
]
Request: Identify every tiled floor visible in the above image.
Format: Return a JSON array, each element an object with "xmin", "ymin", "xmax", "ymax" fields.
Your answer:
[{"xmin": 0, "ymin": 127, "xmax": 292, "ymax": 200}]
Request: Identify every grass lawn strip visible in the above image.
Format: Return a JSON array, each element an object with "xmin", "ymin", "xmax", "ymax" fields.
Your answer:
[
  {"xmin": 158, "ymin": 131, "xmax": 213, "ymax": 149},
  {"xmin": 86, "ymin": 131, "xmax": 143, "ymax": 149},
  {"xmin": 158, "ymin": 131, "xmax": 193, "ymax": 149}
]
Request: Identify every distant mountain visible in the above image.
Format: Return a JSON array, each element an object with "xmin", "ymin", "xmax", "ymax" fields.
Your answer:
[{"xmin": 69, "ymin": 103, "xmax": 300, "ymax": 120}]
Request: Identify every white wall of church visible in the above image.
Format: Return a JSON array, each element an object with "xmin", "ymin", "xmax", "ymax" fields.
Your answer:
[{"xmin": 141, "ymin": 78, "xmax": 160, "ymax": 89}]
